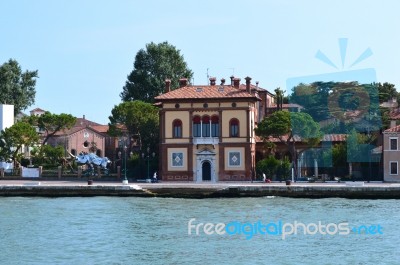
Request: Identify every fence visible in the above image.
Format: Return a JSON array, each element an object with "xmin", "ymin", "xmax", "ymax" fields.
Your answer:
[{"xmin": 0, "ymin": 165, "xmax": 124, "ymax": 180}]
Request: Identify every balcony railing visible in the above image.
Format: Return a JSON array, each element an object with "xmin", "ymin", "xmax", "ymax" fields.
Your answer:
[{"xmin": 193, "ymin": 137, "xmax": 219, "ymax": 145}]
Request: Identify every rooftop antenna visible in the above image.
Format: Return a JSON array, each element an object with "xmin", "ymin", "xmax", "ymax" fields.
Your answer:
[
  {"xmin": 228, "ymin": 68, "xmax": 235, "ymax": 76},
  {"xmin": 206, "ymin": 68, "xmax": 210, "ymax": 84}
]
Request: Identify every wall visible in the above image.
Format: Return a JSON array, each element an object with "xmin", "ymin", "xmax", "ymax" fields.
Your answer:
[
  {"xmin": 383, "ymin": 132, "xmax": 400, "ymax": 182},
  {"xmin": 0, "ymin": 104, "xmax": 14, "ymax": 131}
]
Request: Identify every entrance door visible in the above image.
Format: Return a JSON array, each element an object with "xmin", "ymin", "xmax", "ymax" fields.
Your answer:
[{"xmin": 202, "ymin": 161, "xmax": 211, "ymax": 181}]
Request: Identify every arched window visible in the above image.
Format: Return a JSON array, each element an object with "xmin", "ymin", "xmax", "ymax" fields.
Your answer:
[
  {"xmin": 173, "ymin": 119, "xmax": 182, "ymax": 138},
  {"xmin": 230, "ymin": 118, "xmax": 239, "ymax": 137},
  {"xmin": 211, "ymin": 115, "xmax": 219, "ymax": 137},
  {"xmin": 202, "ymin": 115, "xmax": 210, "ymax": 137},
  {"xmin": 193, "ymin": 116, "xmax": 201, "ymax": 137}
]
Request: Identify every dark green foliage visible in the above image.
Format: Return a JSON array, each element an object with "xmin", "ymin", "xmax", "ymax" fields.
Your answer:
[
  {"xmin": 0, "ymin": 121, "xmax": 39, "ymax": 162},
  {"xmin": 255, "ymin": 111, "xmax": 321, "ymax": 144},
  {"xmin": 31, "ymin": 145, "xmax": 64, "ymax": 168},
  {"xmin": 120, "ymin": 42, "xmax": 193, "ymax": 103},
  {"xmin": 277, "ymin": 156, "xmax": 291, "ymax": 180},
  {"xmin": 108, "ymin": 101, "xmax": 159, "ymax": 152},
  {"xmin": 26, "ymin": 111, "xmax": 76, "ymax": 145},
  {"xmin": 0, "ymin": 59, "xmax": 38, "ymax": 115},
  {"xmin": 256, "ymin": 156, "xmax": 279, "ymax": 179},
  {"xmin": 289, "ymin": 81, "xmax": 397, "ymax": 132}
]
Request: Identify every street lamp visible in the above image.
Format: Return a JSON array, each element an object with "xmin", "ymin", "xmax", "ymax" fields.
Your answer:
[
  {"xmin": 123, "ymin": 144, "xmax": 128, "ymax": 184},
  {"xmin": 142, "ymin": 147, "xmax": 155, "ymax": 181},
  {"xmin": 119, "ymin": 136, "xmax": 129, "ymax": 185},
  {"xmin": 366, "ymin": 127, "xmax": 372, "ymax": 183}
]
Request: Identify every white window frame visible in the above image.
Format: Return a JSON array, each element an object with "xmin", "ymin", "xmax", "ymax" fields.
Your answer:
[
  {"xmin": 389, "ymin": 161, "xmax": 398, "ymax": 175},
  {"xmin": 389, "ymin": 137, "xmax": 398, "ymax": 151}
]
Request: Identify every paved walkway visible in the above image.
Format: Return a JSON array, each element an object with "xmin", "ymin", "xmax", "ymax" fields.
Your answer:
[
  {"xmin": 1, "ymin": 179, "xmax": 400, "ymax": 198},
  {"xmin": 0, "ymin": 179, "xmax": 399, "ymax": 188}
]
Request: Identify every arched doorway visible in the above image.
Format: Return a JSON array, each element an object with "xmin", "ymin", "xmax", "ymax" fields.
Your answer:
[
  {"xmin": 195, "ymin": 149, "xmax": 216, "ymax": 182},
  {"xmin": 202, "ymin": 161, "xmax": 211, "ymax": 181}
]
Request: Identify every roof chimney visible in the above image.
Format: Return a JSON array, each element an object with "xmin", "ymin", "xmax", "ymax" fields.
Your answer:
[
  {"xmin": 179, "ymin": 78, "xmax": 188, "ymax": 88},
  {"xmin": 209, "ymin": 77, "xmax": 216, "ymax": 86},
  {"xmin": 230, "ymin": 76, "xmax": 235, "ymax": 86},
  {"xmin": 165, "ymin": 79, "xmax": 171, "ymax": 93},
  {"xmin": 245, "ymin": 76, "xmax": 252, "ymax": 93},
  {"xmin": 233, "ymin": 78, "xmax": 241, "ymax": 88},
  {"xmin": 83, "ymin": 115, "xmax": 85, "ymax": 120},
  {"xmin": 220, "ymin": 78, "xmax": 226, "ymax": 85}
]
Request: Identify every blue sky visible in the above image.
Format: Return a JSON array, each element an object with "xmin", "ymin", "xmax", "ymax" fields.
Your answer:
[{"xmin": 1, "ymin": 0, "xmax": 399, "ymax": 124}]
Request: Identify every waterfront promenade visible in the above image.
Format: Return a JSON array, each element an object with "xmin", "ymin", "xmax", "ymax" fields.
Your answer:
[{"xmin": 1, "ymin": 180, "xmax": 400, "ymax": 198}]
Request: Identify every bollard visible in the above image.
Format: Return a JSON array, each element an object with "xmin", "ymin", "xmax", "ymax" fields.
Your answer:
[
  {"xmin": 0, "ymin": 168, "xmax": 4, "ymax": 178},
  {"xmin": 77, "ymin": 166, "xmax": 82, "ymax": 178},
  {"xmin": 117, "ymin": 166, "xmax": 121, "ymax": 179},
  {"xmin": 58, "ymin": 166, "xmax": 62, "ymax": 179},
  {"xmin": 39, "ymin": 166, "xmax": 43, "ymax": 177},
  {"xmin": 97, "ymin": 167, "xmax": 101, "ymax": 179}
]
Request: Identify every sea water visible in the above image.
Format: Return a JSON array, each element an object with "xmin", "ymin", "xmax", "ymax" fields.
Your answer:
[{"xmin": 0, "ymin": 197, "xmax": 399, "ymax": 265}]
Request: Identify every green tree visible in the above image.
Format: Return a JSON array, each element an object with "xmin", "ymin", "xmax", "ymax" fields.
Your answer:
[
  {"xmin": 108, "ymin": 101, "xmax": 159, "ymax": 152},
  {"xmin": 375, "ymin": 82, "xmax": 399, "ymax": 129},
  {"xmin": 274, "ymin": 87, "xmax": 285, "ymax": 111},
  {"xmin": 0, "ymin": 59, "xmax": 38, "ymax": 115},
  {"xmin": 120, "ymin": 42, "xmax": 193, "ymax": 103},
  {"xmin": 256, "ymin": 156, "xmax": 279, "ymax": 180},
  {"xmin": 347, "ymin": 128, "xmax": 372, "ymax": 163},
  {"xmin": 289, "ymin": 82, "xmax": 333, "ymax": 122},
  {"xmin": 376, "ymin": 82, "xmax": 399, "ymax": 103},
  {"xmin": 31, "ymin": 145, "xmax": 64, "ymax": 167},
  {"xmin": 0, "ymin": 122, "xmax": 39, "ymax": 163},
  {"xmin": 277, "ymin": 156, "xmax": 291, "ymax": 180},
  {"xmin": 255, "ymin": 111, "xmax": 322, "ymax": 177},
  {"xmin": 25, "ymin": 111, "xmax": 76, "ymax": 145}
]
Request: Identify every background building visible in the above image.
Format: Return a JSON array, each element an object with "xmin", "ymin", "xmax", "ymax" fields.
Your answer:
[{"xmin": 0, "ymin": 104, "xmax": 14, "ymax": 131}]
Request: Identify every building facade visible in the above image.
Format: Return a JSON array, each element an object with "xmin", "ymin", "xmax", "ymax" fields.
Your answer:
[
  {"xmin": 383, "ymin": 124, "xmax": 400, "ymax": 181},
  {"xmin": 43, "ymin": 115, "xmax": 118, "ymax": 161},
  {"xmin": 155, "ymin": 76, "xmax": 269, "ymax": 182}
]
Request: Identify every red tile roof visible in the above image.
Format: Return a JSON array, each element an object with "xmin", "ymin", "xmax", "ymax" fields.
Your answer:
[
  {"xmin": 270, "ymin": 103, "xmax": 304, "ymax": 109},
  {"xmin": 91, "ymin": 125, "xmax": 109, "ymax": 133},
  {"xmin": 155, "ymin": 84, "xmax": 261, "ymax": 101},
  {"xmin": 50, "ymin": 118, "xmax": 107, "ymax": 136},
  {"xmin": 256, "ymin": 134, "xmax": 346, "ymax": 143},
  {"xmin": 30, "ymin": 107, "xmax": 46, "ymax": 112},
  {"xmin": 322, "ymin": 134, "xmax": 347, "ymax": 141},
  {"xmin": 53, "ymin": 125, "xmax": 109, "ymax": 136},
  {"xmin": 75, "ymin": 118, "xmax": 102, "ymax": 127},
  {"xmin": 384, "ymin": 125, "xmax": 400, "ymax": 133},
  {"xmin": 389, "ymin": 108, "xmax": 400, "ymax": 120}
]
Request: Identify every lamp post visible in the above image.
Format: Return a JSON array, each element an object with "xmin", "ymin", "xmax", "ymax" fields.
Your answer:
[
  {"xmin": 120, "ymin": 136, "xmax": 129, "ymax": 185},
  {"xmin": 142, "ymin": 147, "xmax": 155, "ymax": 181},
  {"xmin": 123, "ymin": 144, "xmax": 128, "ymax": 184},
  {"xmin": 366, "ymin": 127, "xmax": 372, "ymax": 183}
]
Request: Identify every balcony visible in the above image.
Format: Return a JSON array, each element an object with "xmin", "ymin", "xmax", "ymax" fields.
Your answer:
[{"xmin": 193, "ymin": 137, "xmax": 219, "ymax": 145}]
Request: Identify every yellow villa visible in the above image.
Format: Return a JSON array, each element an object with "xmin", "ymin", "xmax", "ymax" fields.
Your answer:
[{"xmin": 154, "ymin": 76, "xmax": 274, "ymax": 182}]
